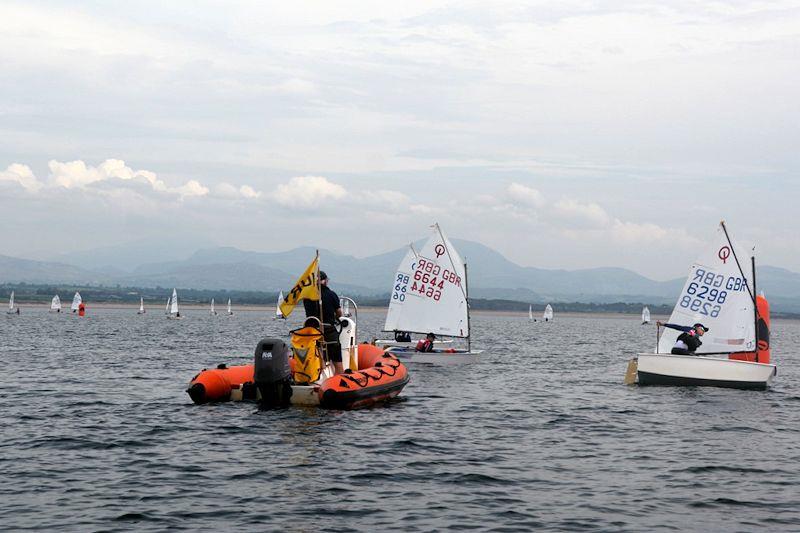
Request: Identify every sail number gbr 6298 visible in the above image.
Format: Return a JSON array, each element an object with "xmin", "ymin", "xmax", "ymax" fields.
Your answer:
[
  {"xmin": 678, "ymin": 267, "xmax": 748, "ymax": 317},
  {"xmin": 392, "ymin": 258, "xmax": 462, "ymax": 303}
]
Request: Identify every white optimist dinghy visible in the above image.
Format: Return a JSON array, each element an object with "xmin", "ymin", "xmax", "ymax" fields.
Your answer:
[
  {"xmin": 379, "ymin": 223, "xmax": 481, "ymax": 364},
  {"xmin": 227, "ymin": 298, "xmax": 233, "ymax": 316},
  {"xmin": 50, "ymin": 295, "xmax": 61, "ymax": 313},
  {"xmin": 210, "ymin": 298, "xmax": 217, "ymax": 316},
  {"xmin": 71, "ymin": 292, "xmax": 82, "ymax": 313},
  {"xmin": 641, "ymin": 306, "xmax": 650, "ymax": 325},
  {"xmin": 626, "ymin": 221, "xmax": 776, "ymax": 390},
  {"xmin": 167, "ymin": 288, "xmax": 182, "ymax": 319},
  {"xmin": 543, "ymin": 304, "xmax": 553, "ymax": 322},
  {"xmin": 138, "ymin": 297, "xmax": 145, "ymax": 315},
  {"xmin": 7, "ymin": 291, "xmax": 17, "ymax": 314},
  {"xmin": 274, "ymin": 291, "xmax": 285, "ymax": 320}
]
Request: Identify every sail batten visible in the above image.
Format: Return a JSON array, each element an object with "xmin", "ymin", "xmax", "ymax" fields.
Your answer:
[{"xmin": 383, "ymin": 225, "xmax": 469, "ymax": 338}]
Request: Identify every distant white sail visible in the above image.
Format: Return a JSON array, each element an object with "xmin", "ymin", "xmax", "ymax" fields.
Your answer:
[
  {"xmin": 138, "ymin": 297, "xmax": 145, "ymax": 314},
  {"xmin": 657, "ymin": 224, "xmax": 756, "ymax": 355},
  {"xmin": 276, "ymin": 291, "xmax": 284, "ymax": 318},
  {"xmin": 642, "ymin": 306, "xmax": 651, "ymax": 324},
  {"xmin": 383, "ymin": 225, "xmax": 469, "ymax": 338},
  {"xmin": 71, "ymin": 292, "xmax": 82, "ymax": 312},
  {"xmin": 8, "ymin": 291, "xmax": 14, "ymax": 311},
  {"xmin": 227, "ymin": 298, "xmax": 232, "ymax": 315},
  {"xmin": 170, "ymin": 289, "xmax": 179, "ymax": 315},
  {"xmin": 165, "ymin": 297, "xmax": 170, "ymax": 314},
  {"xmin": 210, "ymin": 298, "xmax": 216, "ymax": 315},
  {"xmin": 528, "ymin": 305, "xmax": 533, "ymax": 320},
  {"xmin": 543, "ymin": 304, "xmax": 553, "ymax": 321},
  {"xmin": 51, "ymin": 295, "xmax": 61, "ymax": 311}
]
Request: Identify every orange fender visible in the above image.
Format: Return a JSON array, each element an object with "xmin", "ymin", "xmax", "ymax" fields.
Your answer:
[{"xmin": 187, "ymin": 364, "xmax": 254, "ymax": 404}]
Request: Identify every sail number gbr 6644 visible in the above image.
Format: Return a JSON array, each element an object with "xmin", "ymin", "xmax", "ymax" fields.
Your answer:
[
  {"xmin": 392, "ymin": 258, "xmax": 462, "ymax": 303},
  {"xmin": 679, "ymin": 267, "xmax": 748, "ymax": 317}
]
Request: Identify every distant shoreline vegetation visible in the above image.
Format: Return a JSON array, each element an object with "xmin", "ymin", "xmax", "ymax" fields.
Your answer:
[{"xmin": 0, "ymin": 282, "xmax": 680, "ymax": 317}]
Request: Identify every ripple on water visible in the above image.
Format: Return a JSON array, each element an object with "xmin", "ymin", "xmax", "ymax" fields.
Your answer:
[{"xmin": 2, "ymin": 310, "xmax": 800, "ymax": 530}]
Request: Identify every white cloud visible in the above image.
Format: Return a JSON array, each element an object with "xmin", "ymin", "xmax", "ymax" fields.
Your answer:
[
  {"xmin": 273, "ymin": 176, "xmax": 347, "ymax": 207},
  {"xmin": 552, "ymin": 198, "xmax": 612, "ymax": 227},
  {"xmin": 215, "ymin": 182, "xmax": 262, "ymax": 199},
  {"xmin": 0, "ymin": 163, "xmax": 42, "ymax": 192},
  {"xmin": 44, "ymin": 159, "xmax": 211, "ymax": 198},
  {"xmin": 507, "ymin": 182, "xmax": 545, "ymax": 208}
]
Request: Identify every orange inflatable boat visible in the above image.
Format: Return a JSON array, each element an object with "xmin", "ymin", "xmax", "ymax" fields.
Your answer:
[{"xmin": 187, "ymin": 342, "xmax": 408, "ymax": 409}]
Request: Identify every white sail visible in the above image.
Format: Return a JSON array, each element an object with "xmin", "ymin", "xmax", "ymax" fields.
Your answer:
[
  {"xmin": 139, "ymin": 297, "xmax": 145, "ymax": 313},
  {"xmin": 71, "ymin": 292, "xmax": 82, "ymax": 312},
  {"xmin": 170, "ymin": 289, "xmax": 179, "ymax": 315},
  {"xmin": 642, "ymin": 306, "xmax": 651, "ymax": 324},
  {"xmin": 543, "ymin": 304, "xmax": 553, "ymax": 321},
  {"xmin": 383, "ymin": 225, "xmax": 469, "ymax": 338},
  {"xmin": 165, "ymin": 297, "xmax": 170, "ymax": 314},
  {"xmin": 227, "ymin": 298, "xmax": 232, "ymax": 315},
  {"xmin": 9, "ymin": 291, "xmax": 14, "ymax": 310},
  {"xmin": 276, "ymin": 291, "xmax": 284, "ymax": 318},
  {"xmin": 657, "ymin": 223, "xmax": 756, "ymax": 355},
  {"xmin": 51, "ymin": 295, "xmax": 61, "ymax": 311},
  {"xmin": 210, "ymin": 298, "xmax": 216, "ymax": 315},
  {"xmin": 528, "ymin": 305, "xmax": 533, "ymax": 320}
]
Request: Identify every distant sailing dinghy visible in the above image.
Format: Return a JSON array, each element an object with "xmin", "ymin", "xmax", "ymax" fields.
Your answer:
[
  {"xmin": 51, "ymin": 295, "xmax": 61, "ymax": 313},
  {"xmin": 7, "ymin": 291, "xmax": 18, "ymax": 314},
  {"xmin": 543, "ymin": 304, "xmax": 553, "ymax": 322},
  {"xmin": 138, "ymin": 297, "xmax": 145, "ymax": 315},
  {"xmin": 71, "ymin": 292, "xmax": 82, "ymax": 313},
  {"xmin": 167, "ymin": 289, "xmax": 182, "ymax": 319},
  {"xmin": 528, "ymin": 305, "xmax": 533, "ymax": 321},
  {"xmin": 227, "ymin": 298, "xmax": 233, "ymax": 316},
  {"xmin": 210, "ymin": 298, "xmax": 217, "ymax": 316},
  {"xmin": 627, "ymin": 221, "xmax": 776, "ymax": 390},
  {"xmin": 380, "ymin": 223, "xmax": 481, "ymax": 364},
  {"xmin": 274, "ymin": 291, "xmax": 286, "ymax": 320},
  {"xmin": 641, "ymin": 306, "xmax": 650, "ymax": 325}
]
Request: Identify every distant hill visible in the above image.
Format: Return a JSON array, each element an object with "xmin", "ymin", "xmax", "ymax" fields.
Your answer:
[{"xmin": 3, "ymin": 239, "xmax": 800, "ymax": 312}]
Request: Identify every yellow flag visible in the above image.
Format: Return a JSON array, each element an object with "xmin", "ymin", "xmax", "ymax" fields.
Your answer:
[{"xmin": 279, "ymin": 256, "xmax": 320, "ymax": 317}]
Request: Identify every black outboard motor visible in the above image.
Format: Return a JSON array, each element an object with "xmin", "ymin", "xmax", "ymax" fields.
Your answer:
[{"xmin": 253, "ymin": 338, "xmax": 293, "ymax": 408}]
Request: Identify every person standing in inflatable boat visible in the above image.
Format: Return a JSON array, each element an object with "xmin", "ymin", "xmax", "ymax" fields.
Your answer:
[
  {"xmin": 303, "ymin": 271, "xmax": 345, "ymax": 374},
  {"xmin": 657, "ymin": 321, "xmax": 708, "ymax": 355}
]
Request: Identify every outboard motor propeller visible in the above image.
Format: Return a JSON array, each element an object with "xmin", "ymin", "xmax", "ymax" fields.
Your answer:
[{"xmin": 253, "ymin": 338, "xmax": 292, "ymax": 408}]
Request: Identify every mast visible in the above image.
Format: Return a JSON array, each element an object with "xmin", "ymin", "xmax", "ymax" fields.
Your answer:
[
  {"xmin": 465, "ymin": 259, "xmax": 471, "ymax": 352},
  {"xmin": 752, "ymin": 255, "xmax": 759, "ymax": 362}
]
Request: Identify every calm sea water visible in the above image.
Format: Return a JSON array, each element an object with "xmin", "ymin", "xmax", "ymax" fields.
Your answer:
[{"xmin": 1, "ymin": 307, "xmax": 799, "ymax": 531}]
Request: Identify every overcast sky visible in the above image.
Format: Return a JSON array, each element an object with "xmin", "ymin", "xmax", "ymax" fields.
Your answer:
[{"xmin": 1, "ymin": 1, "xmax": 798, "ymax": 279}]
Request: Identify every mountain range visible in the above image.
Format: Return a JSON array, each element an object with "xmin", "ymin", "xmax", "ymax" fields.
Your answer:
[{"xmin": 3, "ymin": 239, "xmax": 800, "ymax": 312}]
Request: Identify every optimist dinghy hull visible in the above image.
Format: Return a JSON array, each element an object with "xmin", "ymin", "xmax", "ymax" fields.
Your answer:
[
  {"xmin": 635, "ymin": 354, "xmax": 776, "ymax": 390},
  {"xmin": 386, "ymin": 346, "xmax": 480, "ymax": 364}
]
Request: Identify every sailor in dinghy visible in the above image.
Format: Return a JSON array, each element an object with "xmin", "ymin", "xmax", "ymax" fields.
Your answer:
[
  {"xmin": 625, "ymin": 221, "xmax": 777, "ymax": 390},
  {"xmin": 378, "ymin": 223, "xmax": 482, "ymax": 364}
]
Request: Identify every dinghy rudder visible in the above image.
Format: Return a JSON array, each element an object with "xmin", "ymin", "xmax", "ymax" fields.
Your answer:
[{"xmin": 729, "ymin": 294, "xmax": 770, "ymax": 364}]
